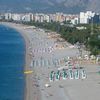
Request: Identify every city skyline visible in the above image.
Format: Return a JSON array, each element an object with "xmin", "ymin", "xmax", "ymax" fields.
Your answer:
[{"xmin": 0, "ymin": 11, "xmax": 100, "ymax": 25}]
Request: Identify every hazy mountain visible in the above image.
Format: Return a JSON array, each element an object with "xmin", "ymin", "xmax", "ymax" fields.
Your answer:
[{"xmin": 0, "ymin": 0, "xmax": 100, "ymax": 13}]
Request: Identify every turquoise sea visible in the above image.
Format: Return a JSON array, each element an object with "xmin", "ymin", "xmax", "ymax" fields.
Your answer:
[{"xmin": 0, "ymin": 25, "xmax": 25, "ymax": 100}]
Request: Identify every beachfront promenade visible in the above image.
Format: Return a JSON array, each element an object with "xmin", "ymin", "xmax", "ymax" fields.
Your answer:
[{"xmin": 1, "ymin": 22, "xmax": 100, "ymax": 100}]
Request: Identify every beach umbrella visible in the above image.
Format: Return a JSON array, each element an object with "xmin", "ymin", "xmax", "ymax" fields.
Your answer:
[
  {"xmin": 62, "ymin": 69, "xmax": 67, "ymax": 80},
  {"xmin": 81, "ymin": 70, "xmax": 87, "ymax": 79},
  {"xmin": 69, "ymin": 69, "xmax": 74, "ymax": 79},
  {"xmin": 49, "ymin": 71, "xmax": 54, "ymax": 82},
  {"xmin": 74, "ymin": 69, "xmax": 79, "ymax": 79},
  {"xmin": 55, "ymin": 70, "xmax": 60, "ymax": 80},
  {"xmin": 64, "ymin": 57, "xmax": 68, "ymax": 62},
  {"xmin": 68, "ymin": 63, "xmax": 73, "ymax": 69},
  {"xmin": 30, "ymin": 60, "xmax": 34, "ymax": 67}
]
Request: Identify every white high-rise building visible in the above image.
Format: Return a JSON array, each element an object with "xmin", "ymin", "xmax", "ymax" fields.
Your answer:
[
  {"xmin": 40, "ymin": 15, "xmax": 44, "ymax": 22},
  {"xmin": 34, "ymin": 14, "xmax": 40, "ymax": 22},
  {"xmin": 5, "ymin": 13, "xmax": 12, "ymax": 20},
  {"xmin": 44, "ymin": 15, "xmax": 50, "ymax": 22},
  {"xmin": 25, "ymin": 14, "xmax": 31, "ymax": 22},
  {"xmin": 12, "ymin": 14, "xmax": 21, "ymax": 21},
  {"xmin": 71, "ymin": 17, "xmax": 79, "ymax": 25},
  {"xmin": 80, "ymin": 12, "xmax": 88, "ymax": 24},
  {"xmin": 21, "ymin": 13, "xmax": 33, "ymax": 22},
  {"xmin": 80, "ymin": 11, "xmax": 95, "ymax": 24}
]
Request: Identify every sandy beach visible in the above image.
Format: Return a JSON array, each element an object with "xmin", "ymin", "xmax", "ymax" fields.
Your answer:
[{"xmin": 1, "ymin": 22, "xmax": 100, "ymax": 100}]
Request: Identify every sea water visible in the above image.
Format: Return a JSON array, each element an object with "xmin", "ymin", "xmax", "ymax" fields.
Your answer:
[{"xmin": 0, "ymin": 25, "xmax": 25, "ymax": 100}]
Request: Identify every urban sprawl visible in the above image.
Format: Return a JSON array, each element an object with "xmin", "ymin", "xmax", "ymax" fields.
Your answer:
[{"xmin": 0, "ymin": 11, "xmax": 100, "ymax": 25}]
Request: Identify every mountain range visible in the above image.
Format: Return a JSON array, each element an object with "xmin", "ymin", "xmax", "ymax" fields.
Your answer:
[{"xmin": 0, "ymin": 0, "xmax": 100, "ymax": 13}]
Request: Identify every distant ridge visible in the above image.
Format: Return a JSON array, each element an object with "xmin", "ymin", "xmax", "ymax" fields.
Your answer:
[{"xmin": 0, "ymin": 0, "xmax": 100, "ymax": 13}]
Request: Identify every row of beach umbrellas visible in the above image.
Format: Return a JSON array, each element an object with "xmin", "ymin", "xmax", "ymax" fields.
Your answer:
[{"xmin": 49, "ymin": 68, "xmax": 87, "ymax": 81}]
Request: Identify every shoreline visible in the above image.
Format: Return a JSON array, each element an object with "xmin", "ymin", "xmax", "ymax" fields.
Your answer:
[{"xmin": 0, "ymin": 22, "xmax": 41, "ymax": 100}]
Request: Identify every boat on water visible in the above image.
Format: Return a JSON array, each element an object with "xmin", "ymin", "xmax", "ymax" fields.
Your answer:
[{"xmin": 24, "ymin": 70, "xmax": 33, "ymax": 74}]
